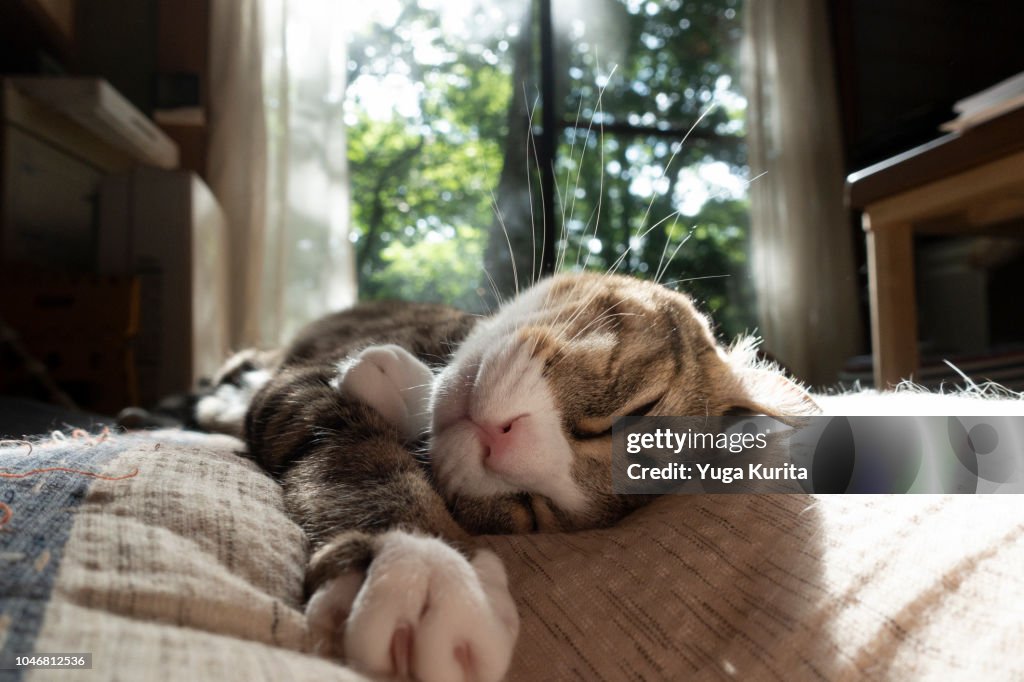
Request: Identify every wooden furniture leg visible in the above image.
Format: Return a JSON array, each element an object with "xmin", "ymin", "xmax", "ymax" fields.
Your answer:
[{"xmin": 864, "ymin": 215, "xmax": 918, "ymax": 388}]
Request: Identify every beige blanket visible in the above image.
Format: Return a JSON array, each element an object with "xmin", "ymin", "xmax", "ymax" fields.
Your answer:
[{"xmin": 3, "ymin": 431, "xmax": 1021, "ymax": 681}]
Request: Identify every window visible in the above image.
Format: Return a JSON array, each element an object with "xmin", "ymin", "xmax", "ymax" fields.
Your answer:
[
  {"xmin": 283, "ymin": 0, "xmax": 753, "ymax": 338},
  {"xmin": 548, "ymin": 0, "xmax": 752, "ymax": 336}
]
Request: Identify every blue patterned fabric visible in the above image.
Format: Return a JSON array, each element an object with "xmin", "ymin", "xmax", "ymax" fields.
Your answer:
[{"xmin": 0, "ymin": 435, "xmax": 134, "ymax": 677}]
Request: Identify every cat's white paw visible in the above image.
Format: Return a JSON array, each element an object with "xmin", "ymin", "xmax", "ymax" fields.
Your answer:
[
  {"xmin": 195, "ymin": 367, "xmax": 271, "ymax": 437},
  {"xmin": 335, "ymin": 345, "xmax": 434, "ymax": 441},
  {"xmin": 307, "ymin": 531, "xmax": 519, "ymax": 682}
]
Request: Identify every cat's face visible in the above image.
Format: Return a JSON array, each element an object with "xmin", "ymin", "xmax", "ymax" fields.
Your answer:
[{"xmin": 429, "ymin": 272, "xmax": 819, "ymax": 534}]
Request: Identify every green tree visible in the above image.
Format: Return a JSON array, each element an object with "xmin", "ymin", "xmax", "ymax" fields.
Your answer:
[
  {"xmin": 344, "ymin": 0, "xmax": 755, "ymax": 337},
  {"xmin": 548, "ymin": 0, "xmax": 753, "ymax": 338}
]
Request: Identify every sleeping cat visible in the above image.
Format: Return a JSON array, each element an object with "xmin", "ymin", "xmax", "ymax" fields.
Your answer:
[{"xmin": 196, "ymin": 271, "xmax": 820, "ymax": 682}]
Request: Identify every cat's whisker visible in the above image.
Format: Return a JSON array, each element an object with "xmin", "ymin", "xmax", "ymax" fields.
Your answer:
[
  {"xmin": 547, "ymin": 309, "xmax": 642, "ymax": 373},
  {"xmin": 634, "ymin": 101, "xmax": 718, "ymax": 248},
  {"xmin": 566, "ymin": 63, "xmax": 617, "ymax": 271},
  {"xmin": 581, "ymin": 101, "xmax": 718, "ymax": 290},
  {"xmin": 745, "ymin": 169, "xmax": 769, "ymax": 186},
  {"xmin": 550, "ymin": 297, "xmax": 629, "ymax": 355},
  {"xmin": 652, "ymin": 214, "xmax": 679, "ymax": 283},
  {"xmin": 473, "ymin": 296, "xmax": 495, "ymax": 317},
  {"xmin": 576, "ymin": 203, "xmax": 603, "ymax": 272},
  {"xmin": 560, "ymin": 95, "xmax": 586, "ymax": 236},
  {"xmin": 604, "ymin": 208, "xmax": 684, "ymax": 278},
  {"xmin": 552, "ymin": 158, "xmax": 570, "ymax": 275},
  {"xmin": 523, "ymin": 86, "xmax": 541, "ymax": 286},
  {"xmin": 545, "ymin": 282, "xmax": 605, "ymax": 342},
  {"xmin": 567, "ymin": 133, "xmax": 588, "ymax": 270},
  {"xmin": 537, "ymin": 285, "xmax": 573, "ymax": 341},
  {"xmin": 526, "ymin": 326, "xmax": 546, "ymax": 359},
  {"xmin": 654, "ymin": 221, "xmax": 693, "ymax": 284},
  {"xmin": 546, "ymin": 111, "xmax": 618, "ymax": 336},
  {"xmin": 547, "ymin": 267, "xmax": 635, "ymax": 345},
  {"xmin": 559, "ymin": 310, "xmax": 639, "ymax": 354},
  {"xmin": 489, "ymin": 190, "xmax": 520, "ymax": 295},
  {"xmin": 557, "ymin": 275, "xmax": 625, "ymax": 339},
  {"xmin": 652, "ymin": 169, "xmax": 767, "ymax": 285},
  {"xmin": 547, "ymin": 67, "xmax": 611, "ymax": 294},
  {"xmin": 581, "ymin": 71, "xmax": 608, "ymax": 275},
  {"xmin": 656, "ymin": 232, "xmax": 695, "ymax": 285},
  {"xmin": 661, "ymin": 274, "xmax": 731, "ymax": 288},
  {"xmin": 481, "ymin": 265, "xmax": 505, "ymax": 309},
  {"xmin": 549, "ymin": 120, "xmax": 619, "ymax": 336}
]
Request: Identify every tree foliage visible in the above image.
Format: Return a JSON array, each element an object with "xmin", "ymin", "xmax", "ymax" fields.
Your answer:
[{"xmin": 344, "ymin": 0, "xmax": 755, "ymax": 339}]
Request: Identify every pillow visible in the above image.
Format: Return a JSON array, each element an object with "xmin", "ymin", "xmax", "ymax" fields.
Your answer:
[
  {"xmin": 1, "ymin": 431, "xmax": 363, "ymax": 680},
  {"xmin": 3, "ymin": 430, "xmax": 1021, "ymax": 680}
]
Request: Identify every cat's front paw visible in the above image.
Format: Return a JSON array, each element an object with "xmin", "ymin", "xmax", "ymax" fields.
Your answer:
[
  {"xmin": 307, "ymin": 531, "xmax": 518, "ymax": 682},
  {"xmin": 336, "ymin": 345, "xmax": 434, "ymax": 441},
  {"xmin": 194, "ymin": 349, "xmax": 274, "ymax": 437}
]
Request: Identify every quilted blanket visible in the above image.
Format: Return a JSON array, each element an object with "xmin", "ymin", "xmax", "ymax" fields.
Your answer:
[{"xmin": 1, "ymin": 429, "xmax": 1022, "ymax": 681}]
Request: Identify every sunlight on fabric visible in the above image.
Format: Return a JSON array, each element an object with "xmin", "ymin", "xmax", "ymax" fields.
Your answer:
[{"xmin": 811, "ymin": 493, "xmax": 1023, "ymax": 665}]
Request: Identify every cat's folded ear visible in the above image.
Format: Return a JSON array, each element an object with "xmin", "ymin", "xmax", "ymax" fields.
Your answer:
[
  {"xmin": 715, "ymin": 339, "xmax": 821, "ymax": 420},
  {"xmin": 724, "ymin": 366, "xmax": 821, "ymax": 419}
]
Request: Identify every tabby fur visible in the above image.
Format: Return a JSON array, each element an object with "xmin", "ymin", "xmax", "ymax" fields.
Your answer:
[{"xmin": 197, "ymin": 272, "xmax": 820, "ymax": 681}]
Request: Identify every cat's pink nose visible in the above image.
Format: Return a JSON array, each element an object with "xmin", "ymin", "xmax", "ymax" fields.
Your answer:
[{"xmin": 471, "ymin": 414, "xmax": 528, "ymax": 464}]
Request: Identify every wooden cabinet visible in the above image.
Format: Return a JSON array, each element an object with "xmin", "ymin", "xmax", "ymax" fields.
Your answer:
[{"xmin": 848, "ymin": 106, "xmax": 1024, "ymax": 388}]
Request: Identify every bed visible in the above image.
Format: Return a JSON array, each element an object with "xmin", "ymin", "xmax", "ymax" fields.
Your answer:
[{"xmin": 1, "ymin": 424, "xmax": 1022, "ymax": 680}]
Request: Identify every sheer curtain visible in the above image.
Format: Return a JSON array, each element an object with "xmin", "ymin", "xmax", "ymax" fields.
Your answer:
[
  {"xmin": 209, "ymin": 0, "xmax": 357, "ymax": 349},
  {"xmin": 208, "ymin": 0, "xmax": 268, "ymax": 350},
  {"xmin": 742, "ymin": 0, "xmax": 862, "ymax": 387}
]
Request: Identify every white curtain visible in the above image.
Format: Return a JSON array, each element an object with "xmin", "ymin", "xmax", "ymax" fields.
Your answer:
[
  {"xmin": 209, "ymin": 0, "xmax": 269, "ymax": 349},
  {"xmin": 742, "ymin": 0, "xmax": 862, "ymax": 386},
  {"xmin": 208, "ymin": 0, "xmax": 357, "ymax": 349}
]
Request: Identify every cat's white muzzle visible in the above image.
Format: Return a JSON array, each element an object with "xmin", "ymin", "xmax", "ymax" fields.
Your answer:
[{"xmin": 429, "ymin": 338, "xmax": 588, "ymax": 514}]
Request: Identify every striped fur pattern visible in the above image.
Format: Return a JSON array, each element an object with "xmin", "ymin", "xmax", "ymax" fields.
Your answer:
[
  {"xmin": 196, "ymin": 272, "xmax": 819, "ymax": 681},
  {"xmin": 430, "ymin": 273, "xmax": 819, "ymax": 535}
]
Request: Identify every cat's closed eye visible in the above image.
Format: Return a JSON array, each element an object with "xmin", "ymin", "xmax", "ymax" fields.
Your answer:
[
  {"xmin": 571, "ymin": 425, "xmax": 614, "ymax": 441},
  {"xmin": 627, "ymin": 396, "xmax": 663, "ymax": 418},
  {"xmin": 570, "ymin": 395, "xmax": 663, "ymax": 440}
]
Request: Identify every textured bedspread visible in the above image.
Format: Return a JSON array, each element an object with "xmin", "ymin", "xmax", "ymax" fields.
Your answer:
[{"xmin": 1, "ymin": 430, "xmax": 1022, "ymax": 681}]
